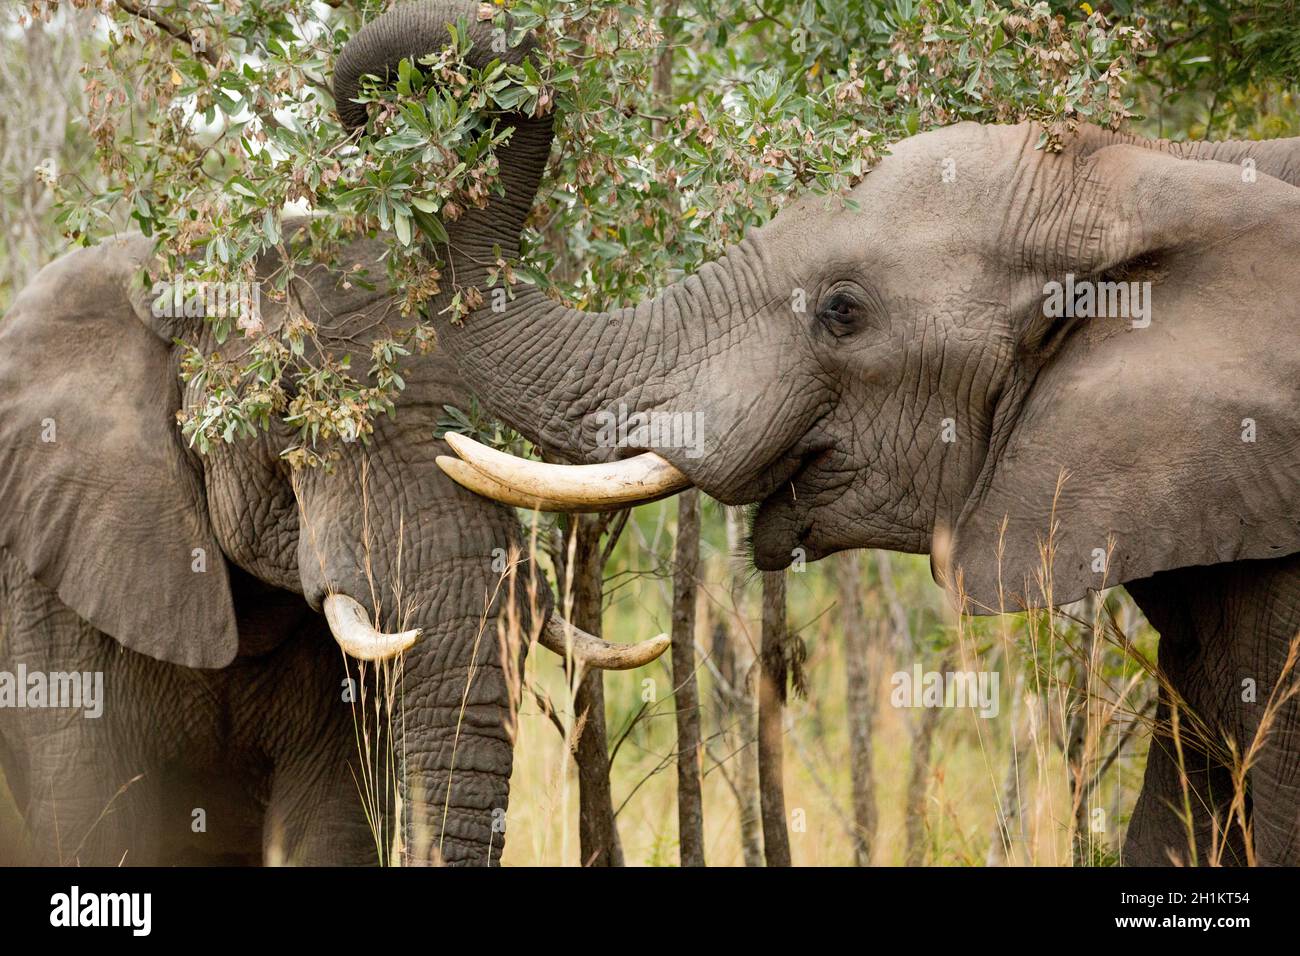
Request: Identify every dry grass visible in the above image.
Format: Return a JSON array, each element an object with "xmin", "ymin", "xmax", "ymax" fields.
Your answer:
[
  {"xmin": 5, "ymin": 483, "xmax": 1296, "ymax": 866},
  {"xmin": 499, "ymin": 499, "xmax": 1154, "ymax": 866}
]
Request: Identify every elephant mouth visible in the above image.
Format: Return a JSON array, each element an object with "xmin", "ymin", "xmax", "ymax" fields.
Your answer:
[{"xmin": 749, "ymin": 448, "xmax": 829, "ymax": 570}]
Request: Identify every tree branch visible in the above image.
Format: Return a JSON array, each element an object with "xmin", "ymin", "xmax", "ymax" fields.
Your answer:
[{"xmin": 115, "ymin": 0, "xmax": 217, "ymax": 66}]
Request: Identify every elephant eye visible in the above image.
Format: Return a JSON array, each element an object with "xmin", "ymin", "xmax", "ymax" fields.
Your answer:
[{"xmin": 816, "ymin": 291, "xmax": 862, "ymax": 337}]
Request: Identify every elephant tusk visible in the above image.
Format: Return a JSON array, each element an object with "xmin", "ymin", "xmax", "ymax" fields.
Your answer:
[
  {"xmin": 437, "ymin": 432, "xmax": 691, "ymax": 512},
  {"xmin": 540, "ymin": 614, "xmax": 670, "ymax": 671},
  {"xmin": 435, "ymin": 455, "xmax": 563, "ymax": 512},
  {"xmin": 323, "ymin": 594, "xmax": 422, "ymax": 661}
]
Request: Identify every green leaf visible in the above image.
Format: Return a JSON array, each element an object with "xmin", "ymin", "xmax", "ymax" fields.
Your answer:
[
  {"xmin": 262, "ymin": 208, "xmax": 281, "ymax": 244},
  {"xmin": 412, "ymin": 208, "xmax": 449, "ymax": 243}
]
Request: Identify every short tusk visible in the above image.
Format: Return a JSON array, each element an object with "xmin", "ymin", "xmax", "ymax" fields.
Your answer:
[
  {"xmin": 540, "ymin": 614, "xmax": 670, "ymax": 671},
  {"xmin": 323, "ymin": 594, "xmax": 421, "ymax": 661},
  {"xmin": 436, "ymin": 432, "xmax": 691, "ymax": 512}
]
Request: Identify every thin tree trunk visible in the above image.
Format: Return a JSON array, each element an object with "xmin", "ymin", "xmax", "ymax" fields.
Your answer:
[
  {"xmin": 987, "ymin": 671, "xmax": 1030, "ymax": 865},
  {"xmin": 904, "ymin": 701, "xmax": 943, "ymax": 865},
  {"xmin": 1068, "ymin": 594, "xmax": 1101, "ymax": 867},
  {"xmin": 873, "ymin": 550, "xmax": 912, "ymax": 655},
  {"xmin": 710, "ymin": 506, "xmax": 763, "ymax": 865},
  {"xmin": 904, "ymin": 653, "xmax": 952, "ymax": 866},
  {"xmin": 734, "ymin": 684, "xmax": 764, "ymax": 865},
  {"xmin": 652, "ymin": 0, "xmax": 678, "ymax": 124},
  {"xmin": 758, "ymin": 570, "xmax": 792, "ymax": 867},
  {"xmin": 0, "ymin": 9, "xmax": 90, "ymax": 309},
  {"xmin": 563, "ymin": 513, "xmax": 624, "ymax": 867},
  {"xmin": 670, "ymin": 489, "xmax": 705, "ymax": 866},
  {"xmin": 838, "ymin": 551, "xmax": 878, "ymax": 866},
  {"xmin": 876, "ymin": 548, "xmax": 940, "ymax": 864}
]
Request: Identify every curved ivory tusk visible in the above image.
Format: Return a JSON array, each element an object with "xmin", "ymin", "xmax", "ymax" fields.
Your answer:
[
  {"xmin": 540, "ymin": 614, "xmax": 670, "ymax": 671},
  {"xmin": 323, "ymin": 593, "xmax": 421, "ymax": 661},
  {"xmin": 436, "ymin": 455, "xmax": 565, "ymax": 512},
  {"xmin": 437, "ymin": 432, "xmax": 691, "ymax": 512}
]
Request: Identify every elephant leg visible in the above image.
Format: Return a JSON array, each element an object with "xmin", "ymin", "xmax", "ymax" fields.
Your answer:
[
  {"xmin": 263, "ymin": 751, "xmax": 379, "ymax": 865},
  {"xmin": 1250, "ymin": 703, "xmax": 1300, "ymax": 864},
  {"xmin": 1127, "ymin": 554, "xmax": 1300, "ymax": 865},
  {"xmin": 256, "ymin": 634, "xmax": 382, "ymax": 866},
  {"xmin": 1119, "ymin": 592, "xmax": 1244, "ymax": 865},
  {"xmin": 1124, "ymin": 687, "xmax": 1246, "ymax": 866},
  {"xmin": 1230, "ymin": 559, "xmax": 1300, "ymax": 865},
  {"xmin": 20, "ymin": 749, "xmax": 165, "ymax": 866},
  {"xmin": 0, "ymin": 552, "xmax": 164, "ymax": 865}
]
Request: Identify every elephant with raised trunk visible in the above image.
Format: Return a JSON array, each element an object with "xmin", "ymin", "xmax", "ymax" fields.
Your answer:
[
  {"xmin": 336, "ymin": 3, "xmax": 1300, "ymax": 864},
  {"xmin": 0, "ymin": 220, "xmax": 666, "ymax": 864},
  {"xmin": 0, "ymin": 158, "xmax": 666, "ymax": 866}
]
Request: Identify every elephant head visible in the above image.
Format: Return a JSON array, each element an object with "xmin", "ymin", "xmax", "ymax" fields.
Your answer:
[{"xmin": 340, "ymin": 3, "xmax": 1300, "ymax": 615}]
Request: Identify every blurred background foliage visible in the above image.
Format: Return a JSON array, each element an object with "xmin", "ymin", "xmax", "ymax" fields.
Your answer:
[{"xmin": 2, "ymin": 0, "xmax": 1298, "ymax": 864}]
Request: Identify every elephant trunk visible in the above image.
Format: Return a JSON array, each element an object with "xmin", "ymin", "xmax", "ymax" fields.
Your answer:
[
  {"xmin": 333, "ymin": 0, "xmax": 554, "ymax": 261},
  {"xmin": 294, "ymin": 416, "xmax": 547, "ymax": 864},
  {"xmin": 394, "ymin": 597, "xmax": 524, "ymax": 865},
  {"xmin": 320, "ymin": 588, "xmax": 669, "ymax": 865},
  {"xmin": 1089, "ymin": 127, "xmax": 1300, "ymax": 188},
  {"xmin": 340, "ymin": 556, "xmax": 537, "ymax": 866},
  {"xmin": 333, "ymin": 1, "xmax": 775, "ymax": 494},
  {"xmin": 437, "ymin": 245, "xmax": 764, "ymax": 475}
]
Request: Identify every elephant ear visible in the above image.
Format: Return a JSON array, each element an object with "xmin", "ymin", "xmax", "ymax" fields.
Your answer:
[
  {"xmin": 950, "ymin": 142, "xmax": 1300, "ymax": 613},
  {"xmin": 0, "ymin": 238, "xmax": 237, "ymax": 668}
]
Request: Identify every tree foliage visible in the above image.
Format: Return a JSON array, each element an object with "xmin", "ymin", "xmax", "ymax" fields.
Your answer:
[{"xmin": 7, "ymin": 0, "xmax": 1290, "ymax": 464}]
